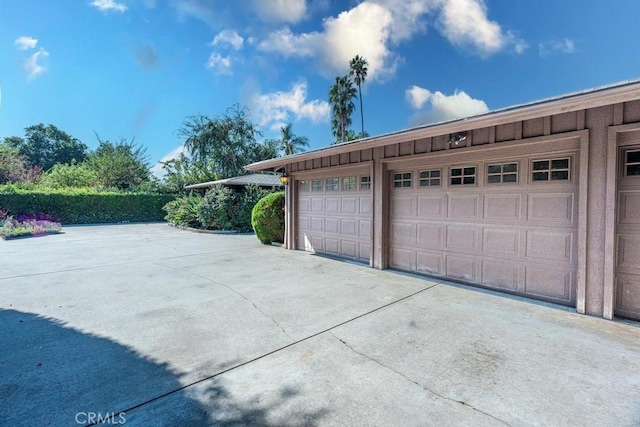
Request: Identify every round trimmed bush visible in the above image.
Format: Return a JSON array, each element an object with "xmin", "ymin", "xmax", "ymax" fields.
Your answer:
[{"xmin": 251, "ymin": 191, "xmax": 285, "ymax": 244}]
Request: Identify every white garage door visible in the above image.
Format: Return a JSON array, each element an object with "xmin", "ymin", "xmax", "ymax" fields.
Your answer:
[
  {"xmin": 297, "ymin": 169, "xmax": 372, "ymax": 263},
  {"xmin": 390, "ymin": 153, "xmax": 579, "ymax": 305}
]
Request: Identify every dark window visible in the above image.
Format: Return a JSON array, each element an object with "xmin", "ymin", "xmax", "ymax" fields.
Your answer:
[
  {"xmin": 487, "ymin": 162, "xmax": 518, "ymax": 184},
  {"xmin": 393, "ymin": 172, "xmax": 412, "ymax": 188},
  {"xmin": 360, "ymin": 175, "xmax": 371, "ymax": 190},
  {"xmin": 532, "ymin": 158, "xmax": 570, "ymax": 182},
  {"xmin": 450, "ymin": 166, "xmax": 476, "ymax": 186},
  {"xmin": 626, "ymin": 150, "xmax": 640, "ymax": 176},
  {"xmin": 419, "ymin": 169, "xmax": 441, "ymax": 187}
]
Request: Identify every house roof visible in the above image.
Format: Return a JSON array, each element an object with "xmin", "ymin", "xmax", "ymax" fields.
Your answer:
[
  {"xmin": 245, "ymin": 79, "xmax": 640, "ymax": 172},
  {"xmin": 185, "ymin": 173, "xmax": 283, "ymax": 189}
]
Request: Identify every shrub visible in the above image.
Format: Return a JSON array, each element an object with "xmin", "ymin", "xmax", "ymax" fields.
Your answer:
[
  {"xmin": 251, "ymin": 192, "xmax": 285, "ymax": 244},
  {"xmin": 163, "ymin": 194, "xmax": 202, "ymax": 228},
  {"xmin": 196, "ymin": 185, "xmax": 236, "ymax": 230},
  {"xmin": 194, "ymin": 184, "xmax": 274, "ymax": 231},
  {"xmin": 0, "ymin": 185, "xmax": 173, "ymax": 224}
]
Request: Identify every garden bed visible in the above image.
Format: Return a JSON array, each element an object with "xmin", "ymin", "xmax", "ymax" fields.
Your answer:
[{"xmin": 0, "ymin": 212, "xmax": 63, "ymax": 240}]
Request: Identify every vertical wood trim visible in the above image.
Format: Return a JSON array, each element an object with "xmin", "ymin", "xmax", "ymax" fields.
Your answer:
[
  {"xmin": 543, "ymin": 116, "xmax": 551, "ymax": 135},
  {"xmin": 466, "ymin": 131, "xmax": 473, "ymax": 147},
  {"xmin": 285, "ymin": 167, "xmax": 295, "ymax": 250},
  {"xmin": 372, "ymin": 147, "xmax": 386, "ymax": 269},
  {"xmin": 602, "ymin": 127, "xmax": 619, "ymax": 319},
  {"xmin": 576, "ymin": 130, "xmax": 590, "ymax": 314},
  {"xmin": 577, "ymin": 110, "xmax": 586, "ymax": 130},
  {"xmin": 515, "ymin": 121, "xmax": 523, "ymax": 140},
  {"xmin": 427, "ymin": 137, "xmax": 433, "ymax": 152},
  {"xmin": 489, "ymin": 127, "xmax": 496, "ymax": 143},
  {"xmin": 613, "ymin": 103, "xmax": 624, "ymax": 126}
]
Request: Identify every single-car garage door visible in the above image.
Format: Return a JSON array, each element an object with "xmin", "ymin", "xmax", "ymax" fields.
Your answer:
[
  {"xmin": 296, "ymin": 167, "xmax": 372, "ymax": 263},
  {"xmin": 389, "ymin": 150, "xmax": 579, "ymax": 305},
  {"xmin": 615, "ymin": 145, "xmax": 640, "ymax": 320}
]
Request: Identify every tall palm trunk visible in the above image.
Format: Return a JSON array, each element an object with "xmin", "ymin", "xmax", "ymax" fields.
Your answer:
[{"xmin": 358, "ymin": 82, "xmax": 364, "ymax": 137}]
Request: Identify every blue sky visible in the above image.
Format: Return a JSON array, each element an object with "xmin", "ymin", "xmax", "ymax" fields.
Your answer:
[{"xmin": 1, "ymin": 0, "xmax": 639, "ymax": 175}]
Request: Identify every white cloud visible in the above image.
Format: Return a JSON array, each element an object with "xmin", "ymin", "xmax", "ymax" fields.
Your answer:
[
  {"xmin": 406, "ymin": 85, "xmax": 432, "ymax": 109},
  {"xmin": 407, "ymin": 87, "xmax": 489, "ymax": 126},
  {"xmin": 252, "ymin": 0, "xmax": 307, "ymax": 23},
  {"xmin": 210, "ymin": 30, "xmax": 244, "ymax": 51},
  {"xmin": 258, "ymin": 2, "xmax": 397, "ymax": 80},
  {"xmin": 257, "ymin": 27, "xmax": 317, "ymax": 58},
  {"xmin": 90, "ymin": 0, "xmax": 128, "ymax": 13},
  {"xmin": 151, "ymin": 145, "xmax": 186, "ymax": 177},
  {"xmin": 14, "ymin": 36, "xmax": 38, "ymax": 50},
  {"xmin": 25, "ymin": 48, "xmax": 49, "ymax": 80},
  {"xmin": 539, "ymin": 38, "xmax": 575, "ymax": 56},
  {"xmin": 437, "ymin": 0, "xmax": 523, "ymax": 56},
  {"xmin": 171, "ymin": 0, "xmax": 215, "ymax": 26},
  {"xmin": 257, "ymin": 0, "xmax": 523, "ymax": 81},
  {"xmin": 206, "ymin": 52, "xmax": 232, "ymax": 75},
  {"xmin": 250, "ymin": 81, "xmax": 330, "ymax": 130}
]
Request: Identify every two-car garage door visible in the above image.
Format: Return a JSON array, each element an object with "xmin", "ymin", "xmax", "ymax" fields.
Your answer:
[{"xmin": 389, "ymin": 151, "xmax": 579, "ymax": 306}]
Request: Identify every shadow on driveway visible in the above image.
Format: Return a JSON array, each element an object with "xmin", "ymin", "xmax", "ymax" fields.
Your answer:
[{"xmin": 0, "ymin": 309, "xmax": 328, "ymax": 426}]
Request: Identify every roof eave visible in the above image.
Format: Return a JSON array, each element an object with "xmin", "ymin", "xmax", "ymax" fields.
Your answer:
[{"xmin": 245, "ymin": 80, "xmax": 640, "ymax": 172}]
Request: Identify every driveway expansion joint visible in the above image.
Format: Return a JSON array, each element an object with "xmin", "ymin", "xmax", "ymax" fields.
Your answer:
[
  {"xmin": 157, "ymin": 263, "xmax": 295, "ymax": 341},
  {"xmin": 329, "ymin": 332, "xmax": 511, "ymax": 427}
]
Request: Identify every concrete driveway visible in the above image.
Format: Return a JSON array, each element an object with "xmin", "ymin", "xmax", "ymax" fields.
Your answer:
[{"xmin": 1, "ymin": 223, "xmax": 639, "ymax": 426}]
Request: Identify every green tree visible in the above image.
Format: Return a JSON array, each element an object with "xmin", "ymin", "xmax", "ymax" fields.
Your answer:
[
  {"xmin": 329, "ymin": 75, "xmax": 357, "ymax": 144},
  {"xmin": 178, "ymin": 104, "xmax": 275, "ymax": 178},
  {"xmin": 161, "ymin": 153, "xmax": 219, "ymax": 194},
  {"xmin": 41, "ymin": 162, "xmax": 99, "ymax": 188},
  {"xmin": 8, "ymin": 124, "xmax": 87, "ymax": 171},
  {"xmin": 271, "ymin": 123, "xmax": 309, "ymax": 156},
  {"xmin": 87, "ymin": 136, "xmax": 151, "ymax": 190},
  {"xmin": 0, "ymin": 144, "xmax": 28, "ymax": 184},
  {"xmin": 349, "ymin": 55, "xmax": 369, "ymax": 138}
]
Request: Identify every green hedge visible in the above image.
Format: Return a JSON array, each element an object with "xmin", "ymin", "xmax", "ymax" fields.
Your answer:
[{"xmin": 0, "ymin": 186, "xmax": 174, "ymax": 224}]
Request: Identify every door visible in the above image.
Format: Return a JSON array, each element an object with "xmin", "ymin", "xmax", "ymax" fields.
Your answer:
[
  {"xmin": 296, "ymin": 169, "xmax": 372, "ymax": 263},
  {"xmin": 615, "ymin": 146, "xmax": 640, "ymax": 320},
  {"xmin": 389, "ymin": 151, "xmax": 579, "ymax": 305}
]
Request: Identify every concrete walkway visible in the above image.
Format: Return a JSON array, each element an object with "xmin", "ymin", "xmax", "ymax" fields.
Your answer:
[{"xmin": 0, "ymin": 223, "xmax": 638, "ymax": 426}]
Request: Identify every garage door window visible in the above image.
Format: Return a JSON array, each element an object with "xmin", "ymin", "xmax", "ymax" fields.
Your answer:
[
  {"xmin": 487, "ymin": 162, "xmax": 518, "ymax": 184},
  {"xmin": 532, "ymin": 158, "xmax": 570, "ymax": 181},
  {"xmin": 326, "ymin": 178, "xmax": 339, "ymax": 191},
  {"xmin": 419, "ymin": 170, "xmax": 441, "ymax": 187},
  {"xmin": 299, "ymin": 180, "xmax": 310, "ymax": 192},
  {"xmin": 311, "ymin": 180, "xmax": 323, "ymax": 192},
  {"xmin": 625, "ymin": 150, "xmax": 640, "ymax": 176},
  {"xmin": 393, "ymin": 172, "xmax": 412, "ymax": 188},
  {"xmin": 360, "ymin": 175, "xmax": 371, "ymax": 190},
  {"xmin": 343, "ymin": 176, "xmax": 357, "ymax": 191},
  {"xmin": 450, "ymin": 166, "xmax": 476, "ymax": 185}
]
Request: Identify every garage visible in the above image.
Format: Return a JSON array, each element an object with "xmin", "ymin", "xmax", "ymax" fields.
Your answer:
[
  {"xmin": 247, "ymin": 80, "xmax": 640, "ymax": 320},
  {"xmin": 389, "ymin": 142, "xmax": 580, "ymax": 305},
  {"xmin": 296, "ymin": 166, "xmax": 372, "ymax": 263}
]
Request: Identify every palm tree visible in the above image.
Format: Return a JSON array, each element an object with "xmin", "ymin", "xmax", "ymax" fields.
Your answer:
[
  {"xmin": 278, "ymin": 123, "xmax": 309, "ymax": 155},
  {"xmin": 329, "ymin": 75, "xmax": 357, "ymax": 143},
  {"xmin": 349, "ymin": 55, "xmax": 368, "ymax": 138}
]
